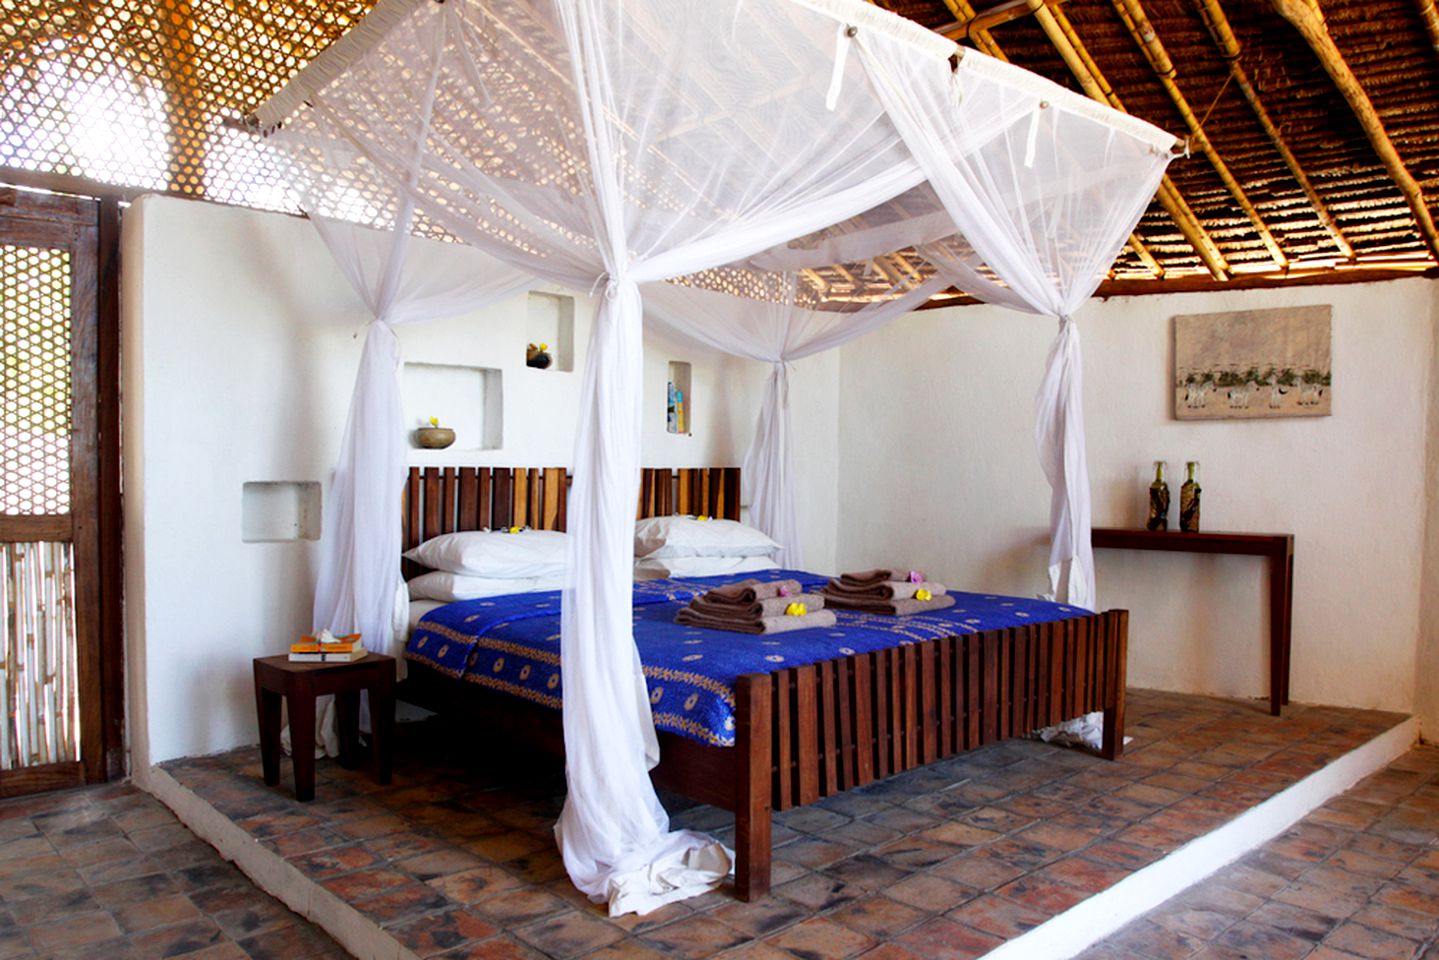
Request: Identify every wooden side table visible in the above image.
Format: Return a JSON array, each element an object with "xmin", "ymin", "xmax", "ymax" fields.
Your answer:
[
  {"xmin": 253, "ymin": 653, "xmax": 396, "ymax": 801},
  {"xmin": 1091, "ymin": 528, "xmax": 1294, "ymax": 716}
]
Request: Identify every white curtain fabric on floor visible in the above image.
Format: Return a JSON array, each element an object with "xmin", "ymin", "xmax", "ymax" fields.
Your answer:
[
  {"xmin": 254, "ymin": 0, "xmax": 1174, "ymax": 914},
  {"xmin": 643, "ymin": 274, "xmax": 944, "ymax": 566}
]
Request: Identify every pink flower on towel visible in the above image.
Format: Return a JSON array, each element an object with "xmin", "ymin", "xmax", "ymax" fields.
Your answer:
[
  {"xmin": 909, "ymin": 571, "xmax": 922, "ymax": 583},
  {"xmin": 778, "ymin": 585, "xmax": 792, "ymax": 597}
]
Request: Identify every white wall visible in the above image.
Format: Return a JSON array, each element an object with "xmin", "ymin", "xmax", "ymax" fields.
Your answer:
[
  {"xmin": 1417, "ymin": 283, "xmax": 1439, "ymax": 741},
  {"xmin": 123, "ymin": 195, "xmax": 839, "ymax": 765},
  {"xmin": 837, "ymin": 279, "xmax": 1436, "ymax": 716}
]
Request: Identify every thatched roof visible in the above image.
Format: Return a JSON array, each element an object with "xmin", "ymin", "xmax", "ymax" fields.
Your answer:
[{"xmin": 3, "ymin": 0, "xmax": 1437, "ymax": 300}]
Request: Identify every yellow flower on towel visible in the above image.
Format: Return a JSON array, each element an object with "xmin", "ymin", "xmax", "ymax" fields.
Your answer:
[
  {"xmin": 784, "ymin": 602, "xmax": 807, "ymax": 617},
  {"xmin": 695, "ymin": 514, "xmax": 710, "ymax": 522},
  {"xmin": 507, "ymin": 526, "xmax": 521, "ymax": 534},
  {"xmin": 915, "ymin": 588, "xmax": 933, "ymax": 602}
]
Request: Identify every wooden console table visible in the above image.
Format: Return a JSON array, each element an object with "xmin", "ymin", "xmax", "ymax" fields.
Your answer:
[{"xmin": 1090, "ymin": 528, "xmax": 1294, "ymax": 716}]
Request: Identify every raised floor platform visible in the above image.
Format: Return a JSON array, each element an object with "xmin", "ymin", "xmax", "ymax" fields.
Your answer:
[{"xmin": 149, "ymin": 690, "xmax": 1415, "ymax": 960}]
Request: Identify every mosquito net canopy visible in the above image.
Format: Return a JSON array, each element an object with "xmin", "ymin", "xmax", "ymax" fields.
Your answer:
[{"xmin": 252, "ymin": 0, "xmax": 1175, "ymax": 916}]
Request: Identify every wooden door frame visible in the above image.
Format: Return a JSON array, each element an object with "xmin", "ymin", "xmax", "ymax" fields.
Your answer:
[{"xmin": 0, "ymin": 186, "xmax": 125, "ymax": 791}]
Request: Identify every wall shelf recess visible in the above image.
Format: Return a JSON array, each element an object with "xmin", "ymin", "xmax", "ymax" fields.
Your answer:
[
  {"xmin": 242, "ymin": 481, "xmax": 321, "ymax": 542},
  {"xmin": 402, "ymin": 362, "xmax": 503, "ymax": 451},
  {"xmin": 666, "ymin": 360, "xmax": 692, "ymax": 436},
  {"xmin": 525, "ymin": 292, "xmax": 575, "ymax": 371}
]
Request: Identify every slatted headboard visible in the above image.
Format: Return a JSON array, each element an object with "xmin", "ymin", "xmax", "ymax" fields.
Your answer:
[{"xmin": 401, "ymin": 466, "xmax": 742, "ymax": 573}]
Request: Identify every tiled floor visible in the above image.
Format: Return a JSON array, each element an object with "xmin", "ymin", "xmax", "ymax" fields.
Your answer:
[
  {"xmin": 0, "ymin": 779, "xmax": 349, "ymax": 959},
  {"xmin": 1082, "ymin": 742, "xmax": 1439, "ymax": 960},
  {"xmin": 144, "ymin": 689, "xmax": 1409, "ymax": 960}
]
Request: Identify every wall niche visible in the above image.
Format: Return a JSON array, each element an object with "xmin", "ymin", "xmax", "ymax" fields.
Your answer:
[
  {"xmin": 402, "ymin": 362, "xmax": 503, "ymax": 451},
  {"xmin": 525, "ymin": 292, "xmax": 575, "ymax": 372}
]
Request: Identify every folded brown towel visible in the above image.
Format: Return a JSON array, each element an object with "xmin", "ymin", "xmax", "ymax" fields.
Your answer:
[
  {"xmin": 688, "ymin": 593, "xmax": 826, "ymax": 619},
  {"xmin": 823, "ymin": 580, "xmax": 947, "ymax": 600},
  {"xmin": 838, "ymin": 568, "xmax": 927, "ymax": 589},
  {"xmin": 699, "ymin": 579, "xmax": 804, "ymax": 605},
  {"xmin": 675, "ymin": 607, "xmax": 837, "ymax": 634},
  {"xmin": 823, "ymin": 593, "xmax": 957, "ymax": 616}
]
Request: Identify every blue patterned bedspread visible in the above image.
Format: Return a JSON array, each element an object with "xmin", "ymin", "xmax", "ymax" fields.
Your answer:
[{"xmin": 404, "ymin": 569, "xmax": 1089, "ymax": 747}]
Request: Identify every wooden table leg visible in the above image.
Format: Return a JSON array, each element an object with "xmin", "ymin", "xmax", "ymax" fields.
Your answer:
[
  {"xmin": 289, "ymin": 680, "xmax": 317, "ymax": 802},
  {"xmin": 1281, "ymin": 548, "xmax": 1294, "ymax": 706},
  {"xmin": 254, "ymin": 671, "xmax": 282, "ymax": 788},
  {"xmin": 370, "ymin": 670, "xmax": 395, "ymax": 786},
  {"xmin": 335, "ymin": 691, "xmax": 361, "ymax": 770},
  {"xmin": 1268, "ymin": 550, "xmax": 1286, "ymax": 717}
]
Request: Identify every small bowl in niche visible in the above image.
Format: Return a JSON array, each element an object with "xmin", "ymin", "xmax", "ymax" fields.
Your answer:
[{"xmin": 415, "ymin": 426, "xmax": 455, "ymax": 449}]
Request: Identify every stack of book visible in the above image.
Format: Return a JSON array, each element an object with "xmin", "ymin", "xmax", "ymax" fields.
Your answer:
[{"xmin": 288, "ymin": 632, "xmax": 366, "ymax": 663}]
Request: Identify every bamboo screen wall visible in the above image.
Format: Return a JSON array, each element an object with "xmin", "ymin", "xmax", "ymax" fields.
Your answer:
[
  {"xmin": 1, "ymin": 1, "xmax": 373, "ymax": 208},
  {"xmin": 1, "ymin": 243, "xmax": 79, "ymax": 770}
]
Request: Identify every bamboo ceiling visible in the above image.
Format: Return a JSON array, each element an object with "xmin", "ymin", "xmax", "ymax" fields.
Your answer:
[{"xmin": 3, "ymin": 0, "xmax": 1438, "ymax": 300}]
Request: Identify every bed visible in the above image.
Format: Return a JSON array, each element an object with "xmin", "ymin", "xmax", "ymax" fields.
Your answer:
[{"xmin": 395, "ymin": 466, "xmax": 1129, "ymax": 900}]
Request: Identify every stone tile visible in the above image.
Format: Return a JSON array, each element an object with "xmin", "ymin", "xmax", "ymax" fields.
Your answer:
[
  {"xmin": 23, "ymin": 911, "xmax": 123, "ymax": 954},
  {"xmin": 993, "ymin": 872, "xmax": 1087, "ymax": 914},
  {"xmin": 884, "ymin": 871, "xmax": 976, "ymax": 912},
  {"xmin": 469, "ymin": 888, "xmax": 573, "ymax": 927},
  {"xmin": 1208, "ymin": 920, "xmax": 1318, "ymax": 960},
  {"xmin": 427, "ymin": 864, "xmax": 525, "ymax": 905},
  {"xmin": 513, "ymin": 911, "xmax": 625, "ymax": 959},
  {"xmin": 390, "ymin": 907, "xmax": 499, "ymax": 957},
  {"xmin": 1106, "ymin": 919, "xmax": 1207, "ymax": 960},
  {"xmin": 766, "ymin": 916, "xmax": 875, "ymax": 959},
  {"xmin": 1322, "ymin": 921, "xmax": 1424, "ymax": 959},
  {"xmin": 636, "ymin": 915, "xmax": 748, "ymax": 959},
  {"xmin": 356, "ymin": 880, "xmax": 453, "ymax": 925},
  {"xmin": 711, "ymin": 897, "xmax": 810, "ymax": 938},
  {"xmin": 113, "ymin": 892, "xmax": 205, "ymax": 932},
  {"xmin": 895, "ymin": 917, "xmax": 1003, "ymax": 960},
  {"xmin": 826, "ymin": 895, "xmax": 928, "ymax": 940},
  {"xmin": 945, "ymin": 893, "xmax": 1049, "ymax": 940}
]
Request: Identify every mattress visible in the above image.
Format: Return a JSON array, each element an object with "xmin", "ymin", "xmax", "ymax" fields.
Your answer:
[{"xmin": 404, "ymin": 569, "xmax": 1090, "ymax": 747}]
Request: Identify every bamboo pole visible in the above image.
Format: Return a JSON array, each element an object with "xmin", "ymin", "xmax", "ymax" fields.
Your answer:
[
  {"xmin": 1192, "ymin": 0, "xmax": 1354, "ymax": 260},
  {"xmin": 1417, "ymin": 0, "xmax": 1439, "ymax": 60},
  {"xmin": 935, "ymin": 0, "xmax": 1166, "ymax": 278},
  {"xmin": 1269, "ymin": 0, "xmax": 1439, "ymax": 261},
  {"xmin": 1031, "ymin": 1, "xmax": 1231, "ymax": 279},
  {"xmin": 1111, "ymin": 0, "xmax": 1287, "ymax": 269}
]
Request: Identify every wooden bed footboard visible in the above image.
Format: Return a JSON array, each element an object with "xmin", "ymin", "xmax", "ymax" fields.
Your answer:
[
  {"xmin": 652, "ymin": 608, "xmax": 1129, "ymax": 899},
  {"xmin": 403, "ymin": 608, "xmax": 1129, "ymax": 902}
]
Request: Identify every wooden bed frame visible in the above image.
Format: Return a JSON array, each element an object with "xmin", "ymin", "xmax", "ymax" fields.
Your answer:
[{"xmin": 396, "ymin": 466, "xmax": 1128, "ymax": 900}]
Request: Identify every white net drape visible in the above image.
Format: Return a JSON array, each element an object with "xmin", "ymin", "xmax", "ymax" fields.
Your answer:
[
  {"xmin": 643, "ymin": 273, "xmax": 945, "ymax": 566},
  {"xmin": 256, "ymin": 0, "xmax": 1174, "ymax": 914}
]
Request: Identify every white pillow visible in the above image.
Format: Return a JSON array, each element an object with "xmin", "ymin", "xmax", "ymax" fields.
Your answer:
[
  {"xmin": 408, "ymin": 571, "xmax": 566, "ymax": 603},
  {"xmin": 403, "ymin": 529, "xmax": 567, "ymax": 579},
  {"xmin": 634, "ymin": 555, "xmax": 779, "ymax": 580},
  {"xmin": 634, "ymin": 516, "xmax": 779, "ymax": 560}
]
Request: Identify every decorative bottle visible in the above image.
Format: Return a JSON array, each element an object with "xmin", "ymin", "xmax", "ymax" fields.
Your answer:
[
  {"xmin": 1180, "ymin": 461, "xmax": 1201, "ymax": 532},
  {"xmin": 1146, "ymin": 461, "xmax": 1169, "ymax": 531}
]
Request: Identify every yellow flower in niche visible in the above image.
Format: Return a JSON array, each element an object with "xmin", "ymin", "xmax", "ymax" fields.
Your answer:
[
  {"xmin": 915, "ymin": 588, "xmax": 933, "ymax": 602},
  {"xmin": 784, "ymin": 602, "xmax": 807, "ymax": 617}
]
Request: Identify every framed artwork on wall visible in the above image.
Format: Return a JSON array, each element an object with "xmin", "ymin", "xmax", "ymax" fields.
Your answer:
[{"xmin": 1173, "ymin": 304, "xmax": 1332, "ymax": 420}]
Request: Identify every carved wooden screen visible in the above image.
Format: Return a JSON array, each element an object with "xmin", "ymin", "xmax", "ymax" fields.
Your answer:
[{"xmin": 0, "ymin": 190, "xmax": 104, "ymax": 797}]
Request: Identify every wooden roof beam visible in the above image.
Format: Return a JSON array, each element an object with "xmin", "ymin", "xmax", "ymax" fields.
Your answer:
[
  {"xmin": 1191, "ymin": 0, "xmax": 1354, "ymax": 261},
  {"xmin": 935, "ymin": 0, "xmax": 1010, "ymax": 60},
  {"xmin": 1417, "ymin": 0, "xmax": 1439, "ymax": 61},
  {"xmin": 1111, "ymin": 0, "xmax": 1287, "ymax": 270},
  {"xmin": 933, "ymin": 0, "xmax": 1067, "ymax": 40},
  {"xmin": 1269, "ymin": 0, "xmax": 1439, "ymax": 261},
  {"xmin": 1032, "ymin": 2, "xmax": 1231, "ymax": 279}
]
